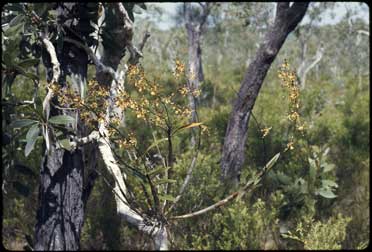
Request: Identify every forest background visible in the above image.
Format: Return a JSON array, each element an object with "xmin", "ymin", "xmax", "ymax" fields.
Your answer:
[{"xmin": 2, "ymin": 2, "xmax": 369, "ymax": 250}]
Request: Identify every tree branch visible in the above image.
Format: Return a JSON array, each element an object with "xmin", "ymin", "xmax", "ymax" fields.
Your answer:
[
  {"xmin": 172, "ymin": 153, "xmax": 280, "ymax": 220},
  {"xmin": 63, "ymin": 37, "xmax": 118, "ymax": 82}
]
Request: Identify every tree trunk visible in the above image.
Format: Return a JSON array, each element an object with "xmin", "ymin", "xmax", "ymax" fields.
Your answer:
[
  {"xmin": 34, "ymin": 3, "xmax": 98, "ymax": 250},
  {"xmin": 184, "ymin": 2, "xmax": 210, "ymax": 146},
  {"xmin": 35, "ymin": 147, "xmax": 85, "ymax": 250},
  {"xmin": 221, "ymin": 3, "xmax": 309, "ymax": 184},
  {"xmin": 299, "ymin": 45, "xmax": 324, "ymax": 89},
  {"xmin": 186, "ymin": 27, "xmax": 204, "ymax": 125}
]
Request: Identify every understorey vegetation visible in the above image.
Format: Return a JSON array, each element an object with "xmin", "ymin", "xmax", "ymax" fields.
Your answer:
[{"xmin": 2, "ymin": 2, "xmax": 369, "ymax": 250}]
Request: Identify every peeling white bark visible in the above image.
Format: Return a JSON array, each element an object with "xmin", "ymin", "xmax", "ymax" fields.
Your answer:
[
  {"xmin": 299, "ymin": 46, "xmax": 324, "ymax": 89},
  {"xmin": 40, "ymin": 33, "xmax": 60, "ymax": 151},
  {"xmin": 98, "ymin": 129, "xmax": 169, "ymax": 250}
]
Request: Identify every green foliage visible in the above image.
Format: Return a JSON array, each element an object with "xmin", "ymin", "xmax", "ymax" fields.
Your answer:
[
  {"xmin": 188, "ymin": 193, "xmax": 283, "ymax": 250},
  {"xmin": 2, "ymin": 2, "xmax": 369, "ymax": 250},
  {"xmin": 282, "ymin": 213, "xmax": 351, "ymax": 250}
]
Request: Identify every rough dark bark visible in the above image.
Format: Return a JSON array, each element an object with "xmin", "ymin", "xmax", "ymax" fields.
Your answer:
[
  {"xmin": 221, "ymin": 3, "xmax": 309, "ymax": 184},
  {"xmin": 34, "ymin": 3, "xmax": 95, "ymax": 250}
]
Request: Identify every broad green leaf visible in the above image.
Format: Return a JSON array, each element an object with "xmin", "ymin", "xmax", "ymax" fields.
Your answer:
[
  {"xmin": 8, "ymin": 119, "xmax": 38, "ymax": 129},
  {"xmin": 4, "ymin": 16, "xmax": 25, "ymax": 37},
  {"xmin": 311, "ymin": 145, "xmax": 320, "ymax": 154},
  {"xmin": 26, "ymin": 123, "xmax": 39, "ymax": 141},
  {"xmin": 153, "ymin": 179, "xmax": 177, "ymax": 186},
  {"xmin": 146, "ymin": 167, "xmax": 171, "ymax": 177},
  {"xmin": 25, "ymin": 125, "xmax": 39, "ymax": 157},
  {"xmin": 308, "ymin": 157, "xmax": 316, "ymax": 168},
  {"xmin": 321, "ymin": 179, "xmax": 338, "ymax": 188},
  {"xmin": 309, "ymin": 162, "xmax": 316, "ymax": 181},
  {"xmin": 2, "ymin": 51, "xmax": 14, "ymax": 67},
  {"xmin": 264, "ymin": 152, "xmax": 281, "ymax": 171},
  {"xmin": 317, "ymin": 188, "xmax": 337, "ymax": 199},
  {"xmin": 8, "ymin": 14, "xmax": 25, "ymax": 27},
  {"xmin": 5, "ymin": 3, "xmax": 25, "ymax": 12},
  {"xmin": 323, "ymin": 147, "xmax": 330, "ymax": 157},
  {"xmin": 18, "ymin": 58, "xmax": 40, "ymax": 68},
  {"xmin": 158, "ymin": 194, "xmax": 176, "ymax": 202},
  {"xmin": 13, "ymin": 65, "xmax": 38, "ymax": 80},
  {"xmin": 2, "ymin": 74, "xmax": 16, "ymax": 97},
  {"xmin": 23, "ymin": 70, "xmax": 39, "ymax": 80},
  {"xmin": 49, "ymin": 115, "xmax": 75, "ymax": 125},
  {"xmin": 276, "ymin": 172, "xmax": 292, "ymax": 185},
  {"xmin": 322, "ymin": 163, "xmax": 335, "ymax": 173},
  {"xmin": 59, "ymin": 139, "xmax": 72, "ymax": 151}
]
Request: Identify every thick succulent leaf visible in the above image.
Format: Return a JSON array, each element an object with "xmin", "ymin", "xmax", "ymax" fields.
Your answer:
[
  {"xmin": 158, "ymin": 194, "xmax": 176, "ymax": 202},
  {"xmin": 173, "ymin": 122, "xmax": 203, "ymax": 135},
  {"xmin": 153, "ymin": 179, "xmax": 177, "ymax": 186},
  {"xmin": 264, "ymin": 152, "xmax": 281, "ymax": 171}
]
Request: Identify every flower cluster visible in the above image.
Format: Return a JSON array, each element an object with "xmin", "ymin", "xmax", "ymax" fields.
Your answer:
[
  {"xmin": 52, "ymin": 60, "xmax": 206, "ymax": 151},
  {"xmin": 278, "ymin": 60, "xmax": 305, "ymax": 151},
  {"xmin": 261, "ymin": 126, "xmax": 272, "ymax": 138},
  {"xmin": 115, "ymin": 64, "xmax": 194, "ymax": 129},
  {"xmin": 173, "ymin": 59, "xmax": 185, "ymax": 79},
  {"xmin": 117, "ymin": 133, "xmax": 137, "ymax": 149},
  {"xmin": 177, "ymin": 85, "xmax": 201, "ymax": 98},
  {"xmin": 53, "ymin": 79, "xmax": 109, "ymax": 128}
]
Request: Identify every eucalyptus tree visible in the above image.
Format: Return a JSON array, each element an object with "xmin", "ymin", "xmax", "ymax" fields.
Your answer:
[
  {"xmin": 2, "ymin": 2, "xmax": 315, "ymax": 250},
  {"xmin": 293, "ymin": 2, "xmax": 336, "ymax": 89},
  {"xmin": 175, "ymin": 3, "xmax": 214, "ymax": 130},
  {"xmin": 2, "ymin": 2, "xmax": 147, "ymax": 250},
  {"xmin": 221, "ymin": 2, "xmax": 309, "ymax": 184}
]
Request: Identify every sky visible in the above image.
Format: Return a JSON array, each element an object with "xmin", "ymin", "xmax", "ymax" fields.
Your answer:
[{"xmin": 136, "ymin": 2, "xmax": 369, "ymax": 30}]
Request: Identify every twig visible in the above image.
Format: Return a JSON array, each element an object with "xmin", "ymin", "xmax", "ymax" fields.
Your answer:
[{"xmin": 170, "ymin": 153, "xmax": 280, "ymax": 220}]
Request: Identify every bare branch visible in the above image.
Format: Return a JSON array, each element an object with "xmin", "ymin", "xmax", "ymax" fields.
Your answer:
[
  {"xmin": 172, "ymin": 153, "xmax": 280, "ymax": 220},
  {"xmin": 129, "ymin": 31, "xmax": 151, "ymax": 65},
  {"xmin": 138, "ymin": 31, "xmax": 151, "ymax": 53},
  {"xmin": 171, "ymin": 191, "xmax": 240, "ymax": 220},
  {"xmin": 300, "ymin": 46, "xmax": 324, "ymax": 89},
  {"xmin": 63, "ymin": 37, "xmax": 118, "ymax": 82},
  {"xmin": 357, "ymin": 29, "xmax": 370, "ymax": 36}
]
